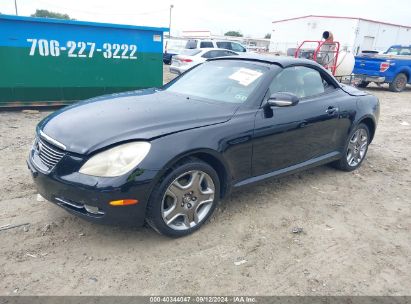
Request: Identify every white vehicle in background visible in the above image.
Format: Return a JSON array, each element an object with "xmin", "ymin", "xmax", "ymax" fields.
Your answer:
[
  {"xmin": 163, "ymin": 38, "xmax": 187, "ymax": 64},
  {"xmin": 170, "ymin": 48, "xmax": 238, "ymax": 75},
  {"xmin": 185, "ymin": 39, "xmax": 247, "ymax": 53}
]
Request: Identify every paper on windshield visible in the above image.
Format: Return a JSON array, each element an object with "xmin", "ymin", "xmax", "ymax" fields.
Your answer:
[{"xmin": 229, "ymin": 68, "xmax": 263, "ymax": 86}]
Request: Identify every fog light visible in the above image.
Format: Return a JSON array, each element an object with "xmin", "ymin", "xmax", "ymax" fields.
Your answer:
[
  {"xmin": 109, "ymin": 199, "xmax": 138, "ymax": 206},
  {"xmin": 84, "ymin": 204, "xmax": 102, "ymax": 214}
]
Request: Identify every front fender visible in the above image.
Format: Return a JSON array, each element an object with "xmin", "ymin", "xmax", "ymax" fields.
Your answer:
[
  {"xmin": 139, "ymin": 111, "xmax": 255, "ymax": 186},
  {"xmin": 397, "ymin": 66, "xmax": 411, "ymax": 83}
]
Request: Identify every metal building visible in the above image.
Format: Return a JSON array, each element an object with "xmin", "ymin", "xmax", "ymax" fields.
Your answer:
[{"xmin": 269, "ymin": 15, "xmax": 411, "ymax": 55}]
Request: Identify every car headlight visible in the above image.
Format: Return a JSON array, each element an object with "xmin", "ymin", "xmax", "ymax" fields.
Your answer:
[{"xmin": 79, "ymin": 142, "xmax": 151, "ymax": 177}]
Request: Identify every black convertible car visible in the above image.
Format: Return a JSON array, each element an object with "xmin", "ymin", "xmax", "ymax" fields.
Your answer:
[{"xmin": 28, "ymin": 55, "xmax": 380, "ymax": 237}]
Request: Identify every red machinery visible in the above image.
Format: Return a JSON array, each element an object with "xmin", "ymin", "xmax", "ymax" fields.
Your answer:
[{"xmin": 294, "ymin": 31, "xmax": 340, "ymax": 75}]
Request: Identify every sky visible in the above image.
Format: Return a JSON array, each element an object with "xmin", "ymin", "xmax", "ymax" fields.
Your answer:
[{"xmin": 1, "ymin": 0, "xmax": 411, "ymax": 38}]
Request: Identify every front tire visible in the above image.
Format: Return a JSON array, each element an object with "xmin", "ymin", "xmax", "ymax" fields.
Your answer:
[
  {"xmin": 389, "ymin": 73, "xmax": 408, "ymax": 92},
  {"xmin": 332, "ymin": 123, "xmax": 370, "ymax": 172},
  {"xmin": 146, "ymin": 158, "xmax": 220, "ymax": 237}
]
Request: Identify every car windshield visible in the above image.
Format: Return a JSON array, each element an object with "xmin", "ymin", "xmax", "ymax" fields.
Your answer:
[
  {"xmin": 166, "ymin": 61, "xmax": 268, "ymax": 104},
  {"xmin": 385, "ymin": 47, "xmax": 411, "ymax": 55}
]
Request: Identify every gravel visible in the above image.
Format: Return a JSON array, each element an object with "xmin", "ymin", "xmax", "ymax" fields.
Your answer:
[{"xmin": 0, "ymin": 68, "xmax": 410, "ymax": 295}]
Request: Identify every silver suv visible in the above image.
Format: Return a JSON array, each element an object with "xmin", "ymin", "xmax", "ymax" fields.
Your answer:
[{"xmin": 185, "ymin": 39, "xmax": 247, "ymax": 52}]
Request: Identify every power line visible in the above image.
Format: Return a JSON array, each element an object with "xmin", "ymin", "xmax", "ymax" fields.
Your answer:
[
  {"xmin": 169, "ymin": 4, "xmax": 174, "ymax": 37},
  {"xmin": 14, "ymin": 0, "xmax": 18, "ymax": 15}
]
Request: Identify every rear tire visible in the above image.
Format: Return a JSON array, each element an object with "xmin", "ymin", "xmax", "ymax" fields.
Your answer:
[
  {"xmin": 146, "ymin": 158, "xmax": 220, "ymax": 237},
  {"xmin": 332, "ymin": 123, "xmax": 370, "ymax": 172},
  {"xmin": 357, "ymin": 81, "xmax": 370, "ymax": 88},
  {"xmin": 389, "ymin": 73, "xmax": 408, "ymax": 92}
]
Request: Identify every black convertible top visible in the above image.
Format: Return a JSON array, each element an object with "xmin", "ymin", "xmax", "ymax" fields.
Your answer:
[{"xmin": 209, "ymin": 54, "xmax": 322, "ymax": 68}]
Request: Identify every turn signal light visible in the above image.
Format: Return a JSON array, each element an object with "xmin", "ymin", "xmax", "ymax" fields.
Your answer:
[{"xmin": 109, "ymin": 199, "xmax": 138, "ymax": 206}]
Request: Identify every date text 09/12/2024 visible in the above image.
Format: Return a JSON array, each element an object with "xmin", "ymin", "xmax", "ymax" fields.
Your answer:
[{"xmin": 149, "ymin": 296, "xmax": 257, "ymax": 303}]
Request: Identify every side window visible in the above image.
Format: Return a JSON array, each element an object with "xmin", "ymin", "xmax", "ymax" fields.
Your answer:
[
  {"xmin": 201, "ymin": 51, "xmax": 212, "ymax": 58},
  {"xmin": 231, "ymin": 43, "xmax": 246, "ymax": 52},
  {"xmin": 223, "ymin": 50, "xmax": 238, "ymax": 56},
  {"xmin": 269, "ymin": 66, "xmax": 334, "ymax": 99},
  {"xmin": 199, "ymin": 41, "xmax": 214, "ymax": 48},
  {"xmin": 216, "ymin": 42, "xmax": 231, "ymax": 50},
  {"xmin": 210, "ymin": 51, "xmax": 225, "ymax": 57},
  {"xmin": 185, "ymin": 40, "xmax": 198, "ymax": 49},
  {"xmin": 400, "ymin": 48, "xmax": 411, "ymax": 55},
  {"xmin": 202, "ymin": 50, "xmax": 223, "ymax": 58}
]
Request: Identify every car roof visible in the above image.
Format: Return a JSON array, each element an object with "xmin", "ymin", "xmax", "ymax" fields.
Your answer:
[{"xmin": 208, "ymin": 54, "xmax": 321, "ymax": 68}]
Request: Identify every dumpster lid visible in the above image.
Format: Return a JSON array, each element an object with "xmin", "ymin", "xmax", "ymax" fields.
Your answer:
[{"xmin": 0, "ymin": 14, "xmax": 169, "ymax": 33}]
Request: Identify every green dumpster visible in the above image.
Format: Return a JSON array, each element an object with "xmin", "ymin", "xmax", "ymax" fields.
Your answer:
[{"xmin": 0, "ymin": 14, "xmax": 168, "ymax": 107}]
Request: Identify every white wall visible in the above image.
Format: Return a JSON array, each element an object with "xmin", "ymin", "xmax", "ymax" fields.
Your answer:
[
  {"xmin": 353, "ymin": 20, "xmax": 411, "ymax": 53},
  {"xmin": 269, "ymin": 17, "xmax": 358, "ymax": 54},
  {"xmin": 270, "ymin": 16, "xmax": 411, "ymax": 55}
]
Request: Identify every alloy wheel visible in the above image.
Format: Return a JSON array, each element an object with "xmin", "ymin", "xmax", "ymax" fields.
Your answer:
[
  {"xmin": 161, "ymin": 170, "xmax": 215, "ymax": 231},
  {"xmin": 346, "ymin": 128, "xmax": 368, "ymax": 167}
]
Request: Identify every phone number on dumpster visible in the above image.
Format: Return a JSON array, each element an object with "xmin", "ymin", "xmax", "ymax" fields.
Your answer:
[{"xmin": 26, "ymin": 39, "xmax": 138, "ymax": 60}]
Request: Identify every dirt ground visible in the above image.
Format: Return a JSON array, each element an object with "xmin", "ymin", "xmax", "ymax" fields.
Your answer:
[{"xmin": 0, "ymin": 67, "xmax": 410, "ymax": 296}]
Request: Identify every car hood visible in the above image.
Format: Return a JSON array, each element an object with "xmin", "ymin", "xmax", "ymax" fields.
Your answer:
[{"xmin": 39, "ymin": 89, "xmax": 238, "ymax": 155}]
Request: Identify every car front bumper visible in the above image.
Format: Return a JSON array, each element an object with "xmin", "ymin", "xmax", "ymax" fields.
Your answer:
[{"xmin": 27, "ymin": 154, "xmax": 159, "ymax": 227}]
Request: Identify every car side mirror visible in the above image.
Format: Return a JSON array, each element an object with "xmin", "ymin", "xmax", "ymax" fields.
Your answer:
[{"xmin": 267, "ymin": 92, "xmax": 299, "ymax": 107}]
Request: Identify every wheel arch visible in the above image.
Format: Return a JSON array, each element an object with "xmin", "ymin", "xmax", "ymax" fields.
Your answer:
[
  {"xmin": 153, "ymin": 148, "xmax": 231, "ymax": 199},
  {"xmin": 393, "ymin": 68, "xmax": 410, "ymax": 82},
  {"xmin": 358, "ymin": 116, "xmax": 376, "ymax": 143}
]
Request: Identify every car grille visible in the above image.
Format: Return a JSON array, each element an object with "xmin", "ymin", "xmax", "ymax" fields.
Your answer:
[{"xmin": 34, "ymin": 137, "xmax": 66, "ymax": 169}]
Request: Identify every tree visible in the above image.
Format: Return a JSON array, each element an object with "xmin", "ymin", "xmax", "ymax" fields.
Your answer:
[
  {"xmin": 31, "ymin": 9, "xmax": 74, "ymax": 20},
  {"xmin": 224, "ymin": 31, "xmax": 243, "ymax": 37},
  {"xmin": 264, "ymin": 33, "xmax": 271, "ymax": 39}
]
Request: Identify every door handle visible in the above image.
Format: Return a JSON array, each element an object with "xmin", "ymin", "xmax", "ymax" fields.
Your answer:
[{"xmin": 326, "ymin": 106, "xmax": 339, "ymax": 115}]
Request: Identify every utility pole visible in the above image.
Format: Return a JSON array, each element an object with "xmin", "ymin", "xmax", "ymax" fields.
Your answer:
[
  {"xmin": 169, "ymin": 4, "xmax": 174, "ymax": 38},
  {"xmin": 14, "ymin": 0, "xmax": 18, "ymax": 15}
]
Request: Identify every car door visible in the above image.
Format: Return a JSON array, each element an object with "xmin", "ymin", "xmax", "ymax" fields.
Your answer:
[{"xmin": 252, "ymin": 65, "xmax": 345, "ymax": 176}]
